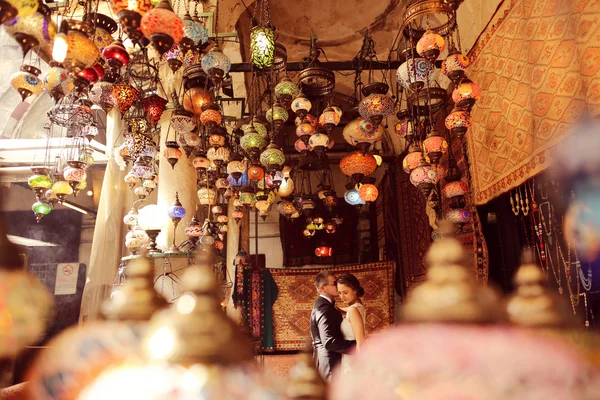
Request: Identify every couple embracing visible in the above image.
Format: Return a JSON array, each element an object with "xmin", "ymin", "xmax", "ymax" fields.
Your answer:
[{"xmin": 310, "ymin": 270, "xmax": 367, "ymax": 380}]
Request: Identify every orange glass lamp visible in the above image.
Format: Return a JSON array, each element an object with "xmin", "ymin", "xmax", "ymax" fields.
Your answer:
[
  {"xmin": 416, "ymin": 30, "xmax": 446, "ymax": 62},
  {"xmin": 358, "ymin": 183, "xmax": 379, "ymax": 204},
  {"xmin": 140, "ymin": 0, "xmax": 183, "ymax": 56},
  {"xmin": 315, "ymin": 246, "xmax": 333, "ymax": 257},
  {"xmin": 340, "ymin": 151, "xmax": 377, "ymax": 184}
]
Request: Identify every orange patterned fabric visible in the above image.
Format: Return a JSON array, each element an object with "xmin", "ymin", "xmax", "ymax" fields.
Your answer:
[
  {"xmin": 269, "ymin": 262, "xmax": 395, "ymax": 352},
  {"xmin": 467, "ymin": 0, "xmax": 600, "ymax": 205}
]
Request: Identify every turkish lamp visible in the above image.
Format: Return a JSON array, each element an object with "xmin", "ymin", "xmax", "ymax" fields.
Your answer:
[
  {"xmin": 445, "ymin": 208, "xmax": 472, "ymax": 229},
  {"xmin": 274, "ymin": 76, "xmax": 299, "ymax": 108},
  {"xmin": 28, "ymin": 167, "xmax": 52, "ymax": 199},
  {"xmin": 110, "ymin": 0, "xmax": 152, "ymax": 42},
  {"xmin": 42, "ymin": 63, "xmax": 74, "ymax": 102},
  {"xmin": 141, "ymin": 94, "xmax": 168, "ymax": 127},
  {"xmin": 162, "ymin": 44, "xmax": 183, "ymax": 72},
  {"xmin": 31, "ymin": 201, "xmax": 52, "ymax": 223},
  {"xmin": 396, "ymin": 56, "xmax": 434, "ymax": 91},
  {"xmin": 123, "ymin": 207, "xmax": 139, "ymax": 229},
  {"xmin": 416, "ymin": 30, "xmax": 446, "ymax": 62},
  {"xmin": 240, "ymin": 127, "xmax": 267, "ymax": 161},
  {"xmin": 358, "ymin": 82, "xmax": 395, "ymax": 126},
  {"xmin": 179, "ymin": 13, "xmax": 200, "ymax": 52},
  {"xmin": 102, "ymin": 40, "xmax": 130, "ymax": 71},
  {"xmin": 442, "ymin": 49, "xmax": 470, "ymax": 82},
  {"xmin": 197, "ymin": 187, "xmax": 217, "ymax": 206},
  {"xmin": 125, "ymin": 225, "xmax": 149, "ymax": 254},
  {"xmin": 140, "ymin": 0, "xmax": 184, "ymax": 56},
  {"xmin": 442, "ymin": 180, "xmax": 469, "ymax": 208},
  {"xmin": 134, "ymin": 186, "xmax": 149, "ymax": 199},
  {"xmin": 183, "ymin": 86, "xmax": 214, "ymax": 117},
  {"xmin": 52, "ymin": 180, "xmax": 73, "ymax": 203},
  {"xmin": 452, "ymin": 79, "xmax": 482, "ymax": 110},
  {"xmin": 266, "ymin": 101, "xmax": 289, "ymax": 132},
  {"xmin": 113, "ymin": 84, "xmax": 140, "ymax": 115},
  {"xmin": 164, "ymin": 141, "xmax": 182, "ymax": 169},
  {"xmin": 170, "ymin": 108, "xmax": 196, "ymax": 133},
  {"xmin": 138, "ymin": 204, "xmax": 168, "ymax": 253},
  {"xmin": 358, "ymin": 183, "xmax": 379, "ymax": 204},
  {"xmin": 344, "ymin": 188, "xmax": 364, "ymax": 207},
  {"xmin": 402, "ymin": 142, "xmax": 425, "ymax": 173},
  {"xmin": 201, "ymin": 46, "xmax": 231, "ymax": 84},
  {"xmin": 250, "ymin": 24, "xmax": 275, "ymax": 69},
  {"xmin": 291, "ymin": 92, "xmax": 311, "ymax": 119},
  {"xmin": 63, "ymin": 20, "xmax": 101, "ymax": 74},
  {"xmin": 89, "ymin": 79, "xmax": 116, "ymax": 113},
  {"xmin": 445, "ymin": 109, "xmax": 473, "ymax": 138},
  {"xmin": 410, "ymin": 157, "xmax": 439, "ymax": 199},
  {"xmin": 10, "ymin": 64, "xmax": 43, "ymax": 102},
  {"xmin": 422, "ymin": 129, "xmax": 448, "ymax": 165},
  {"xmin": 308, "ymin": 133, "xmax": 331, "ymax": 158},
  {"xmin": 185, "ymin": 214, "xmax": 202, "ymax": 249},
  {"xmin": 52, "ymin": 21, "xmax": 68, "ymax": 63},
  {"xmin": 259, "ymin": 143, "xmax": 286, "ymax": 174},
  {"xmin": 44, "ymin": 189, "xmax": 59, "ymax": 209},
  {"xmin": 339, "ymin": 151, "xmax": 377, "ymax": 184},
  {"xmin": 167, "ymin": 192, "xmax": 186, "ymax": 253},
  {"xmin": 319, "ymin": 106, "xmax": 340, "ymax": 134},
  {"xmin": 199, "ymin": 103, "xmax": 223, "ymax": 129},
  {"xmin": 296, "ymin": 119, "xmax": 316, "ymax": 145},
  {"xmin": 63, "ymin": 161, "xmax": 88, "ymax": 194},
  {"xmin": 143, "ymin": 177, "xmax": 157, "ymax": 194}
]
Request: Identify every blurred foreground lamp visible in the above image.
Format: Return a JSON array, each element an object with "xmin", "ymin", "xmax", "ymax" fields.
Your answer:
[
  {"xmin": 140, "ymin": 0, "xmax": 183, "ymax": 56},
  {"xmin": 63, "ymin": 20, "xmax": 101, "ymax": 74},
  {"xmin": 250, "ymin": 24, "xmax": 275, "ymax": 69},
  {"xmin": 138, "ymin": 204, "xmax": 168, "ymax": 253}
]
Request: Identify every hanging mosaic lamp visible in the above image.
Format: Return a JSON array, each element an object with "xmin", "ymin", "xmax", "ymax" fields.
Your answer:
[
  {"xmin": 192, "ymin": 155, "xmax": 211, "ymax": 173},
  {"xmin": 88, "ymin": 80, "xmax": 115, "ymax": 113},
  {"xmin": 240, "ymin": 127, "xmax": 267, "ymax": 160},
  {"xmin": 199, "ymin": 103, "xmax": 223, "ymax": 129},
  {"xmin": 112, "ymin": 84, "xmax": 139, "ymax": 114},
  {"xmin": 291, "ymin": 92, "xmax": 312, "ymax": 119},
  {"xmin": 167, "ymin": 192, "xmax": 187, "ymax": 224},
  {"xmin": 342, "ymin": 117, "xmax": 384, "ymax": 153},
  {"xmin": 442, "ymin": 49, "xmax": 470, "ymax": 82},
  {"xmin": 410, "ymin": 157, "xmax": 439, "ymax": 198},
  {"xmin": 274, "ymin": 76, "xmax": 299, "ymax": 108},
  {"xmin": 266, "ymin": 101, "xmax": 289, "ymax": 132},
  {"xmin": 85, "ymin": 12, "xmax": 116, "ymax": 52},
  {"xmin": 319, "ymin": 106, "xmax": 341, "ymax": 133},
  {"xmin": 197, "ymin": 187, "xmax": 217, "ymax": 205},
  {"xmin": 294, "ymin": 138, "xmax": 310, "ymax": 155},
  {"xmin": 416, "ymin": 30, "xmax": 446, "ymax": 62},
  {"xmin": 248, "ymin": 164, "xmax": 265, "ymax": 182},
  {"xmin": 402, "ymin": 142, "xmax": 425, "ymax": 173},
  {"xmin": 277, "ymin": 177, "xmax": 294, "ymax": 198},
  {"xmin": 164, "ymin": 141, "xmax": 182, "ymax": 169},
  {"xmin": 63, "ymin": 161, "xmax": 88, "ymax": 194},
  {"xmin": 42, "ymin": 63, "xmax": 73, "ymax": 102},
  {"xmin": 396, "ymin": 56, "xmax": 434, "ymax": 91},
  {"xmin": 422, "ymin": 129, "xmax": 448, "ymax": 165},
  {"xmin": 308, "ymin": 133, "xmax": 331, "ymax": 157},
  {"xmin": 340, "ymin": 151, "xmax": 377, "ymax": 183},
  {"xmin": 170, "ymin": 108, "xmax": 196, "ymax": 133},
  {"xmin": 358, "ymin": 183, "xmax": 379, "ymax": 204},
  {"xmin": 1, "ymin": 0, "xmax": 37, "ymax": 25},
  {"xmin": 140, "ymin": 0, "xmax": 184, "ymax": 56},
  {"xmin": 110, "ymin": 0, "xmax": 152, "ymax": 42},
  {"xmin": 10, "ymin": 64, "xmax": 43, "ymax": 102},
  {"xmin": 445, "ymin": 208, "xmax": 472, "ymax": 226},
  {"xmin": 141, "ymin": 93, "xmax": 168, "ymax": 127},
  {"xmin": 250, "ymin": 24, "xmax": 275, "ymax": 69},
  {"xmin": 206, "ymin": 146, "xmax": 230, "ymax": 166},
  {"xmin": 394, "ymin": 112, "xmax": 415, "ymax": 140},
  {"xmin": 344, "ymin": 188, "xmax": 365, "ymax": 207},
  {"xmin": 201, "ymin": 46, "xmax": 231, "ymax": 83},
  {"xmin": 4, "ymin": 8, "xmax": 56, "ymax": 58},
  {"xmin": 182, "ymin": 86, "xmax": 213, "ymax": 117},
  {"xmin": 192, "ymin": 14, "xmax": 209, "ymax": 46},
  {"xmin": 162, "ymin": 44, "xmax": 183, "ymax": 72},
  {"xmin": 102, "ymin": 40, "xmax": 130, "ymax": 71},
  {"xmin": 296, "ymin": 119, "xmax": 315, "ymax": 144},
  {"xmin": 452, "ymin": 79, "xmax": 481, "ymax": 110},
  {"xmin": 31, "ymin": 201, "xmax": 51, "ymax": 223},
  {"xmin": 179, "ymin": 13, "xmax": 202, "ymax": 53},
  {"xmin": 442, "ymin": 180, "xmax": 469, "ymax": 200},
  {"xmin": 124, "ymin": 170, "xmax": 140, "ymax": 189},
  {"xmin": 227, "ymin": 159, "xmax": 247, "ymax": 181},
  {"xmin": 63, "ymin": 20, "xmax": 100, "ymax": 74},
  {"xmin": 260, "ymin": 143, "xmax": 286, "ymax": 173},
  {"xmin": 28, "ymin": 167, "xmax": 52, "ymax": 199},
  {"xmin": 76, "ymin": 64, "xmax": 102, "ymax": 87},
  {"xmin": 445, "ymin": 109, "xmax": 472, "ymax": 138},
  {"xmin": 358, "ymin": 83, "xmax": 395, "ymax": 126},
  {"xmin": 51, "ymin": 180, "xmax": 73, "ymax": 202}
]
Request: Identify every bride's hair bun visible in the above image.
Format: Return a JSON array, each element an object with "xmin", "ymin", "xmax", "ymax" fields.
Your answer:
[
  {"xmin": 356, "ymin": 285, "xmax": 365, "ymax": 297},
  {"xmin": 337, "ymin": 273, "xmax": 365, "ymax": 297}
]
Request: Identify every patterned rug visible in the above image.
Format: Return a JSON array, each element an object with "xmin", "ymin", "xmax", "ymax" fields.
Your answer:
[
  {"xmin": 269, "ymin": 262, "xmax": 395, "ymax": 352},
  {"xmin": 467, "ymin": 0, "xmax": 600, "ymax": 205}
]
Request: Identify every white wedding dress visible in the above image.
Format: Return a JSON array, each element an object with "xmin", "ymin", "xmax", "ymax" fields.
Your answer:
[{"xmin": 340, "ymin": 303, "xmax": 366, "ymax": 375}]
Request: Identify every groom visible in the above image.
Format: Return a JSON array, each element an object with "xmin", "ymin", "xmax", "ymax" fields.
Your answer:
[{"xmin": 310, "ymin": 270, "xmax": 356, "ymax": 380}]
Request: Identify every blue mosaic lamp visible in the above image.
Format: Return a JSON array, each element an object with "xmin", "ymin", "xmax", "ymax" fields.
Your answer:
[{"xmin": 167, "ymin": 192, "xmax": 186, "ymax": 252}]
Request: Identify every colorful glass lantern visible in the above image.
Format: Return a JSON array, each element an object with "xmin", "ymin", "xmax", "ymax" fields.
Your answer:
[
  {"xmin": 208, "ymin": 133, "xmax": 226, "ymax": 148},
  {"xmin": 182, "ymin": 86, "xmax": 213, "ymax": 117},
  {"xmin": 89, "ymin": 81, "xmax": 115, "ymax": 113},
  {"xmin": 442, "ymin": 50, "xmax": 470, "ymax": 81},
  {"xmin": 396, "ymin": 57, "xmax": 434, "ymax": 91},
  {"xmin": 275, "ymin": 76, "xmax": 299, "ymax": 108},
  {"xmin": 63, "ymin": 161, "xmax": 88, "ymax": 192},
  {"xmin": 28, "ymin": 167, "xmax": 52, "ymax": 199},
  {"xmin": 442, "ymin": 180, "xmax": 469, "ymax": 199},
  {"xmin": 123, "ymin": 208, "xmax": 138, "ymax": 227},
  {"xmin": 113, "ymin": 84, "xmax": 139, "ymax": 114},
  {"xmin": 248, "ymin": 164, "xmax": 265, "ymax": 181},
  {"xmin": 266, "ymin": 102, "xmax": 289, "ymax": 131},
  {"xmin": 4, "ymin": 9, "xmax": 56, "ymax": 58},
  {"xmin": 340, "ymin": 151, "xmax": 377, "ymax": 182},
  {"xmin": 199, "ymin": 103, "xmax": 222, "ymax": 129},
  {"xmin": 42, "ymin": 64, "xmax": 73, "ymax": 102},
  {"xmin": 124, "ymin": 170, "xmax": 140, "ymax": 189},
  {"xmin": 416, "ymin": 30, "xmax": 446, "ymax": 62},
  {"xmin": 140, "ymin": 0, "xmax": 184, "ymax": 56},
  {"xmin": 277, "ymin": 200, "xmax": 297, "ymax": 218},
  {"xmin": 358, "ymin": 83, "xmax": 395, "ymax": 126},
  {"xmin": 240, "ymin": 131, "xmax": 267, "ymax": 158},
  {"xmin": 201, "ymin": 46, "xmax": 231, "ymax": 83},
  {"xmin": 394, "ymin": 118, "xmax": 415, "ymax": 140},
  {"xmin": 10, "ymin": 64, "xmax": 43, "ymax": 102},
  {"xmin": 102, "ymin": 40, "xmax": 130, "ymax": 70},
  {"xmin": 294, "ymin": 138, "xmax": 310, "ymax": 154},
  {"xmin": 423, "ymin": 129, "xmax": 448, "ymax": 165},
  {"xmin": 134, "ymin": 186, "xmax": 149, "ymax": 199},
  {"xmin": 308, "ymin": 133, "xmax": 331, "ymax": 156},
  {"xmin": 250, "ymin": 25, "xmax": 275, "ymax": 69},
  {"xmin": 192, "ymin": 156, "xmax": 210, "ymax": 172},
  {"xmin": 215, "ymin": 177, "xmax": 231, "ymax": 192},
  {"xmin": 0, "ymin": 0, "xmax": 36, "ymax": 25},
  {"xmin": 358, "ymin": 183, "xmax": 379, "ymax": 203},
  {"xmin": 252, "ymin": 119, "xmax": 269, "ymax": 138},
  {"xmin": 206, "ymin": 146, "xmax": 230, "ymax": 165},
  {"xmin": 232, "ymin": 209, "xmax": 244, "ymax": 223},
  {"xmin": 410, "ymin": 157, "xmax": 439, "ymax": 198},
  {"xmin": 63, "ymin": 20, "xmax": 100, "ymax": 73},
  {"xmin": 197, "ymin": 187, "xmax": 217, "ymax": 205},
  {"xmin": 452, "ymin": 79, "xmax": 481, "ymax": 110},
  {"xmin": 179, "ymin": 13, "xmax": 203, "ymax": 52},
  {"xmin": 162, "ymin": 44, "xmax": 183, "ymax": 72},
  {"xmin": 110, "ymin": 0, "xmax": 152, "ymax": 36},
  {"xmin": 170, "ymin": 109, "xmax": 196, "ymax": 133},
  {"xmin": 291, "ymin": 93, "xmax": 312, "ymax": 118},
  {"xmin": 319, "ymin": 106, "xmax": 341, "ymax": 133},
  {"xmin": 167, "ymin": 193, "xmax": 186, "ymax": 221},
  {"xmin": 344, "ymin": 189, "xmax": 365, "ymax": 206},
  {"xmin": 296, "ymin": 120, "xmax": 316, "ymax": 142},
  {"xmin": 31, "ymin": 200, "xmax": 51, "ymax": 222},
  {"xmin": 163, "ymin": 141, "xmax": 182, "ymax": 169},
  {"xmin": 402, "ymin": 149, "xmax": 424, "ymax": 174},
  {"xmin": 342, "ymin": 117, "xmax": 384, "ymax": 152},
  {"xmin": 315, "ymin": 246, "xmax": 333, "ymax": 257},
  {"xmin": 445, "ymin": 109, "xmax": 472, "ymax": 137},
  {"xmin": 226, "ymin": 159, "xmax": 247, "ymax": 181},
  {"xmin": 445, "ymin": 208, "xmax": 472, "ymax": 225},
  {"xmin": 141, "ymin": 94, "xmax": 168, "ymax": 126},
  {"xmin": 52, "ymin": 180, "xmax": 73, "ymax": 202},
  {"xmin": 86, "ymin": 12, "xmax": 116, "ymax": 52},
  {"xmin": 260, "ymin": 143, "xmax": 286, "ymax": 171},
  {"xmin": 277, "ymin": 177, "xmax": 294, "ymax": 198}
]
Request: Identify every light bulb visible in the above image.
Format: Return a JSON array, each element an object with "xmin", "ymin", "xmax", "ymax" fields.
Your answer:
[{"xmin": 52, "ymin": 32, "xmax": 68, "ymax": 63}]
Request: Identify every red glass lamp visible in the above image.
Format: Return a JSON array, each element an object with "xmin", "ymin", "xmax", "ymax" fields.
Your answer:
[
  {"xmin": 140, "ymin": 0, "xmax": 184, "ymax": 56},
  {"xmin": 340, "ymin": 151, "xmax": 377, "ymax": 183},
  {"xmin": 112, "ymin": 84, "xmax": 139, "ymax": 114},
  {"xmin": 141, "ymin": 93, "xmax": 168, "ymax": 127}
]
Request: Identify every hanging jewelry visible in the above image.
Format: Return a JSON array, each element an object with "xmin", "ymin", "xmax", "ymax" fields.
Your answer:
[
  {"xmin": 510, "ymin": 190, "xmax": 519, "ymax": 216},
  {"xmin": 583, "ymin": 293, "xmax": 590, "ymax": 328},
  {"xmin": 520, "ymin": 186, "xmax": 529, "ymax": 216}
]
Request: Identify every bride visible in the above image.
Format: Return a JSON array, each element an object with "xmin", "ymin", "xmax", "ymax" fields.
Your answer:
[{"xmin": 336, "ymin": 273, "xmax": 366, "ymax": 374}]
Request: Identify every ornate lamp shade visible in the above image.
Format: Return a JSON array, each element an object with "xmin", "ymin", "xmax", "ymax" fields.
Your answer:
[
  {"xmin": 110, "ymin": 0, "xmax": 152, "ymax": 30},
  {"xmin": 113, "ymin": 84, "xmax": 140, "ymax": 114},
  {"xmin": 442, "ymin": 50, "xmax": 470, "ymax": 81},
  {"xmin": 215, "ymin": 177, "xmax": 231, "ymax": 192},
  {"xmin": 410, "ymin": 158, "xmax": 439, "ymax": 198},
  {"xmin": 266, "ymin": 103, "xmax": 289, "ymax": 131},
  {"xmin": 185, "ymin": 216, "xmax": 202, "ymax": 238},
  {"xmin": 180, "ymin": 14, "xmax": 204, "ymax": 52},
  {"xmin": 232, "ymin": 208, "xmax": 244, "ymax": 223},
  {"xmin": 178, "ymin": 132, "xmax": 201, "ymax": 150},
  {"xmin": 163, "ymin": 141, "xmax": 182, "ymax": 169},
  {"xmin": 199, "ymin": 103, "xmax": 223, "ymax": 128},
  {"xmin": 182, "ymin": 87, "xmax": 213, "ymax": 116},
  {"xmin": 201, "ymin": 46, "xmax": 231, "ymax": 83},
  {"xmin": 31, "ymin": 201, "xmax": 52, "ymax": 222},
  {"xmin": 167, "ymin": 196, "xmax": 186, "ymax": 222},
  {"xmin": 343, "ymin": 117, "xmax": 384, "ymax": 152},
  {"xmin": 396, "ymin": 57, "xmax": 434, "ymax": 91},
  {"xmin": 274, "ymin": 76, "xmax": 299, "ymax": 108},
  {"xmin": 4, "ymin": 9, "xmax": 55, "ymax": 57},
  {"xmin": 102, "ymin": 40, "xmax": 130, "ymax": 70},
  {"xmin": 344, "ymin": 189, "xmax": 365, "ymax": 206},
  {"xmin": 296, "ymin": 120, "xmax": 316, "ymax": 142},
  {"xmin": 294, "ymin": 138, "xmax": 310, "ymax": 154},
  {"xmin": 208, "ymin": 133, "xmax": 226, "ymax": 148},
  {"xmin": 140, "ymin": 0, "xmax": 184, "ymax": 56},
  {"xmin": 197, "ymin": 187, "xmax": 217, "ymax": 205},
  {"xmin": 10, "ymin": 65, "xmax": 43, "ymax": 102},
  {"xmin": 206, "ymin": 147, "xmax": 230, "ymax": 165},
  {"xmin": 226, "ymin": 159, "xmax": 247, "ymax": 180},
  {"xmin": 358, "ymin": 183, "xmax": 379, "ymax": 203},
  {"xmin": 248, "ymin": 164, "xmax": 265, "ymax": 182},
  {"xmin": 445, "ymin": 109, "xmax": 473, "ymax": 137},
  {"xmin": 63, "ymin": 161, "xmax": 88, "ymax": 192},
  {"xmin": 244, "ymin": 119, "xmax": 268, "ymax": 138},
  {"xmin": 452, "ymin": 80, "xmax": 482, "ymax": 110},
  {"xmin": 239, "ymin": 190, "xmax": 256, "ymax": 207},
  {"xmin": 42, "ymin": 64, "xmax": 73, "ymax": 102},
  {"xmin": 308, "ymin": 133, "xmax": 330, "ymax": 156},
  {"xmin": 63, "ymin": 21, "xmax": 100, "ymax": 74},
  {"xmin": 28, "ymin": 168, "xmax": 52, "ymax": 199},
  {"xmin": 87, "ymin": 13, "xmax": 116, "ymax": 52},
  {"xmin": 340, "ymin": 151, "xmax": 377, "ymax": 182},
  {"xmin": 416, "ymin": 30, "xmax": 446, "ymax": 62},
  {"xmin": 260, "ymin": 143, "xmax": 286, "ymax": 172},
  {"xmin": 52, "ymin": 180, "xmax": 73, "ymax": 202},
  {"xmin": 423, "ymin": 130, "xmax": 448, "ymax": 165},
  {"xmin": 141, "ymin": 94, "xmax": 168, "ymax": 126},
  {"xmin": 442, "ymin": 180, "xmax": 469, "ymax": 199},
  {"xmin": 277, "ymin": 200, "xmax": 297, "ymax": 218},
  {"xmin": 291, "ymin": 93, "xmax": 312, "ymax": 118},
  {"xmin": 192, "ymin": 156, "xmax": 211, "ymax": 172},
  {"xmin": 89, "ymin": 81, "xmax": 116, "ymax": 113},
  {"xmin": 277, "ymin": 177, "xmax": 294, "ymax": 198},
  {"xmin": 319, "ymin": 106, "xmax": 341, "ymax": 132},
  {"xmin": 162, "ymin": 44, "xmax": 183, "ymax": 72},
  {"xmin": 124, "ymin": 170, "xmax": 140, "ymax": 188},
  {"xmin": 402, "ymin": 148, "xmax": 425, "ymax": 173},
  {"xmin": 358, "ymin": 83, "xmax": 395, "ymax": 126},
  {"xmin": 2, "ymin": 0, "xmax": 38, "ymax": 24},
  {"xmin": 250, "ymin": 25, "xmax": 275, "ymax": 69},
  {"xmin": 134, "ymin": 186, "xmax": 149, "ymax": 199},
  {"xmin": 240, "ymin": 131, "xmax": 267, "ymax": 157},
  {"xmin": 170, "ymin": 109, "xmax": 196, "ymax": 133},
  {"xmin": 446, "ymin": 208, "xmax": 472, "ymax": 225}
]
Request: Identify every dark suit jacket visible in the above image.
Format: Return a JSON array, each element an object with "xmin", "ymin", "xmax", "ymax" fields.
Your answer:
[{"xmin": 310, "ymin": 296, "xmax": 355, "ymax": 380}]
